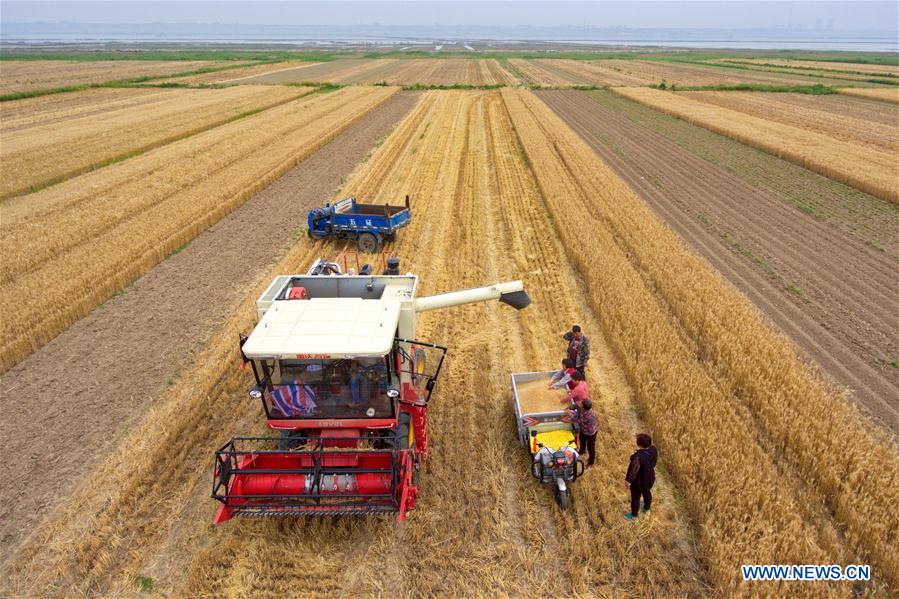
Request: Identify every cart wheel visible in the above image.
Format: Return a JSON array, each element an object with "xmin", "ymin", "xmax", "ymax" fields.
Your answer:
[
  {"xmin": 385, "ymin": 232, "xmax": 397, "ymax": 243},
  {"xmin": 357, "ymin": 232, "xmax": 379, "ymax": 253},
  {"xmin": 558, "ymin": 489, "xmax": 569, "ymax": 511}
]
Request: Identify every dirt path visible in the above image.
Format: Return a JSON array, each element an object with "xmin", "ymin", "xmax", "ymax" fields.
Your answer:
[
  {"xmin": 538, "ymin": 89, "xmax": 899, "ymax": 434},
  {"xmin": 0, "ymin": 92, "xmax": 418, "ymax": 557}
]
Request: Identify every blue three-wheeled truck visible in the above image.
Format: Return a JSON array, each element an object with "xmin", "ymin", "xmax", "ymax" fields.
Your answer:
[{"xmin": 307, "ymin": 196, "xmax": 412, "ymax": 253}]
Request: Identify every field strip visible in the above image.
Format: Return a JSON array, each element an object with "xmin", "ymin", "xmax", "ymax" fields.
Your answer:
[
  {"xmin": 586, "ymin": 88, "xmax": 897, "ymax": 259},
  {"xmin": 837, "ymin": 86, "xmax": 899, "ymax": 103},
  {"xmin": 537, "ymin": 89, "xmax": 898, "ymax": 432},
  {"xmin": 609, "ymin": 58, "xmax": 870, "ymax": 87},
  {"xmin": 0, "ymin": 86, "xmax": 399, "ymax": 373},
  {"xmin": 0, "ymin": 87, "xmax": 169, "ymax": 131},
  {"xmin": 721, "ymin": 58, "xmax": 899, "ymax": 77},
  {"xmin": 552, "ymin": 59, "xmax": 648, "ymax": 85},
  {"xmin": 234, "ymin": 58, "xmax": 382, "ymax": 85},
  {"xmin": 0, "ymin": 85, "xmax": 313, "ymax": 199},
  {"xmin": 507, "ymin": 59, "xmax": 577, "ymax": 86},
  {"xmin": 0, "ymin": 60, "xmax": 216, "ymax": 94},
  {"xmin": 504, "ymin": 87, "xmax": 899, "ymax": 592},
  {"xmin": 613, "ymin": 87, "xmax": 899, "ymax": 203},
  {"xmin": 0, "ymin": 92, "xmax": 419, "ymax": 587},
  {"xmin": 1, "ymin": 91, "xmax": 706, "ymax": 597},
  {"xmin": 682, "ymin": 91, "xmax": 898, "ymax": 152},
  {"xmin": 175, "ymin": 61, "xmax": 321, "ymax": 84}
]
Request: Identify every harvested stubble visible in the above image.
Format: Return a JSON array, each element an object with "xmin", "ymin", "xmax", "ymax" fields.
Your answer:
[
  {"xmin": 236, "ymin": 59, "xmax": 383, "ymax": 85},
  {"xmin": 613, "ymin": 86, "xmax": 899, "ymax": 203},
  {"xmin": 0, "ymin": 85, "xmax": 399, "ymax": 373},
  {"xmin": 723, "ymin": 58, "xmax": 899, "ymax": 77},
  {"xmin": 0, "ymin": 88, "xmax": 161, "ymax": 130},
  {"xmin": 837, "ymin": 87, "xmax": 899, "ymax": 104},
  {"xmin": 507, "ymin": 58, "xmax": 576, "ymax": 86},
  {"xmin": 160, "ymin": 60, "xmax": 320, "ymax": 84},
  {"xmin": 505, "ymin": 87, "xmax": 899, "ymax": 593},
  {"xmin": 600, "ymin": 59, "xmax": 842, "ymax": 86},
  {"xmin": 2, "ymin": 91, "xmax": 706, "ymax": 597},
  {"xmin": 683, "ymin": 91, "xmax": 899, "ymax": 152},
  {"xmin": 550, "ymin": 59, "xmax": 647, "ymax": 85},
  {"xmin": 0, "ymin": 85, "xmax": 312, "ymax": 199},
  {"xmin": 0, "ymin": 60, "xmax": 214, "ymax": 93}
]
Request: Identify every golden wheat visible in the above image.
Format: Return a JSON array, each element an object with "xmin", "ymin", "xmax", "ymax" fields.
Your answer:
[
  {"xmin": 0, "ymin": 60, "xmax": 215, "ymax": 93},
  {"xmin": 0, "ymin": 85, "xmax": 312, "ymax": 199},
  {"xmin": 614, "ymin": 86, "xmax": 899, "ymax": 203},
  {"xmin": 504, "ymin": 87, "xmax": 899, "ymax": 593},
  {"xmin": 0, "ymin": 86, "xmax": 399, "ymax": 373},
  {"xmin": 1, "ymin": 91, "xmax": 706, "ymax": 598},
  {"xmin": 723, "ymin": 58, "xmax": 899, "ymax": 76},
  {"xmin": 684, "ymin": 91, "xmax": 899, "ymax": 152},
  {"xmin": 837, "ymin": 87, "xmax": 899, "ymax": 104}
]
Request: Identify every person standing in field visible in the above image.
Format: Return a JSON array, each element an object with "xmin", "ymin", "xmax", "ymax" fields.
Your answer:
[
  {"xmin": 625, "ymin": 433, "xmax": 658, "ymax": 520},
  {"xmin": 558, "ymin": 370, "xmax": 588, "ymax": 407},
  {"xmin": 563, "ymin": 325, "xmax": 590, "ymax": 378},
  {"xmin": 548, "ymin": 358, "xmax": 577, "ymax": 390},
  {"xmin": 568, "ymin": 399, "xmax": 599, "ymax": 469}
]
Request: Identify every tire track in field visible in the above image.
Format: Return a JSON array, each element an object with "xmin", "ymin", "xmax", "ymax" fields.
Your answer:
[{"xmin": 538, "ymin": 89, "xmax": 898, "ymax": 433}]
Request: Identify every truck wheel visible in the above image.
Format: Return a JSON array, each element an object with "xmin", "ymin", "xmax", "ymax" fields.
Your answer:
[
  {"xmin": 358, "ymin": 233, "xmax": 379, "ymax": 253},
  {"xmin": 385, "ymin": 232, "xmax": 397, "ymax": 243}
]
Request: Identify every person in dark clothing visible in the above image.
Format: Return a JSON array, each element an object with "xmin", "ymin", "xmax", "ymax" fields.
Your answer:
[
  {"xmin": 566, "ymin": 399, "xmax": 599, "ymax": 468},
  {"xmin": 563, "ymin": 325, "xmax": 590, "ymax": 378},
  {"xmin": 624, "ymin": 433, "xmax": 657, "ymax": 519}
]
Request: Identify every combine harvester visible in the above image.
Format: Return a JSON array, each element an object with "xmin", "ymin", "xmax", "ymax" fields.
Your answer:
[{"xmin": 212, "ymin": 253, "xmax": 530, "ymax": 522}]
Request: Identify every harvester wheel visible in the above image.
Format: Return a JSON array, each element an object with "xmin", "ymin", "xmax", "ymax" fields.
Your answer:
[{"xmin": 357, "ymin": 233, "xmax": 379, "ymax": 254}]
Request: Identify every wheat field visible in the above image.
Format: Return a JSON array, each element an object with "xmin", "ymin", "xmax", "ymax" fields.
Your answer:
[
  {"xmin": 0, "ymin": 85, "xmax": 399, "ymax": 373},
  {"xmin": 0, "ymin": 60, "xmax": 216, "ymax": 93},
  {"xmin": 0, "ymin": 85, "xmax": 312, "ymax": 198},
  {"xmin": 837, "ymin": 87, "xmax": 899, "ymax": 103},
  {"xmin": 504, "ymin": 87, "xmax": 899, "ymax": 593},
  {"xmin": 683, "ymin": 91, "xmax": 899, "ymax": 152},
  {"xmin": 3, "ymin": 86, "xmax": 896, "ymax": 597}
]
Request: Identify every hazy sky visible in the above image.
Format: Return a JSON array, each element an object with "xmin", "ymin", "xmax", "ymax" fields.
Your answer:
[{"xmin": 2, "ymin": 1, "xmax": 896, "ymax": 30}]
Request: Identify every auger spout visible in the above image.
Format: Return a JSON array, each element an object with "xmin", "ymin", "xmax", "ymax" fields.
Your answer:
[{"xmin": 413, "ymin": 281, "xmax": 531, "ymax": 312}]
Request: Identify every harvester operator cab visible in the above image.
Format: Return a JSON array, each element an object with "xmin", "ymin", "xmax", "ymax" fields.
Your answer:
[
  {"xmin": 244, "ymin": 343, "xmax": 444, "ymax": 423},
  {"xmin": 252, "ymin": 356, "xmax": 396, "ymax": 420}
]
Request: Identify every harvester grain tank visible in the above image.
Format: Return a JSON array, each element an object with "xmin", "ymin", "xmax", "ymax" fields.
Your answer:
[{"xmin": 212, "ymin": 255, "xmax": 530, "ymax": 522}]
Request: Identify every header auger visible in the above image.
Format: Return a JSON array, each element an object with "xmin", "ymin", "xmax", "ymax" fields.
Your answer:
[{"xmin": 212, "ymin": 254, "xmax": 530, "ymax": 523}]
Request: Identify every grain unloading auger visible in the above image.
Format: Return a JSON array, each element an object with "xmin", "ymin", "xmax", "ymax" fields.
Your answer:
[{"xmin": 212, "ymin": 255, "xmax": 530, "ymax": 523}]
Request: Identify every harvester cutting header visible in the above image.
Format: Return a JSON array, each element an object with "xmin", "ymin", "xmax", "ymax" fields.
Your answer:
[{"xmin": 213, "ymin": 253, "xmax": 530, "ymax": 522}]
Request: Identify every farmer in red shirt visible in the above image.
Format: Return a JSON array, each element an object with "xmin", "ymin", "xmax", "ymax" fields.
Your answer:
[{"xmin": 559, "ymin": 370, "xmax": 588, "ymax": 407}]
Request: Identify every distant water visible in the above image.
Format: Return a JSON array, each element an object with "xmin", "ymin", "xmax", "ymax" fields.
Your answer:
[
  {"xmin": 2, "ymin": 34, "xmax": 897, "ymax": 53},
  {"xmin": 558, "ymin": 39, "xmax": 899, "ymax": 52}
]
